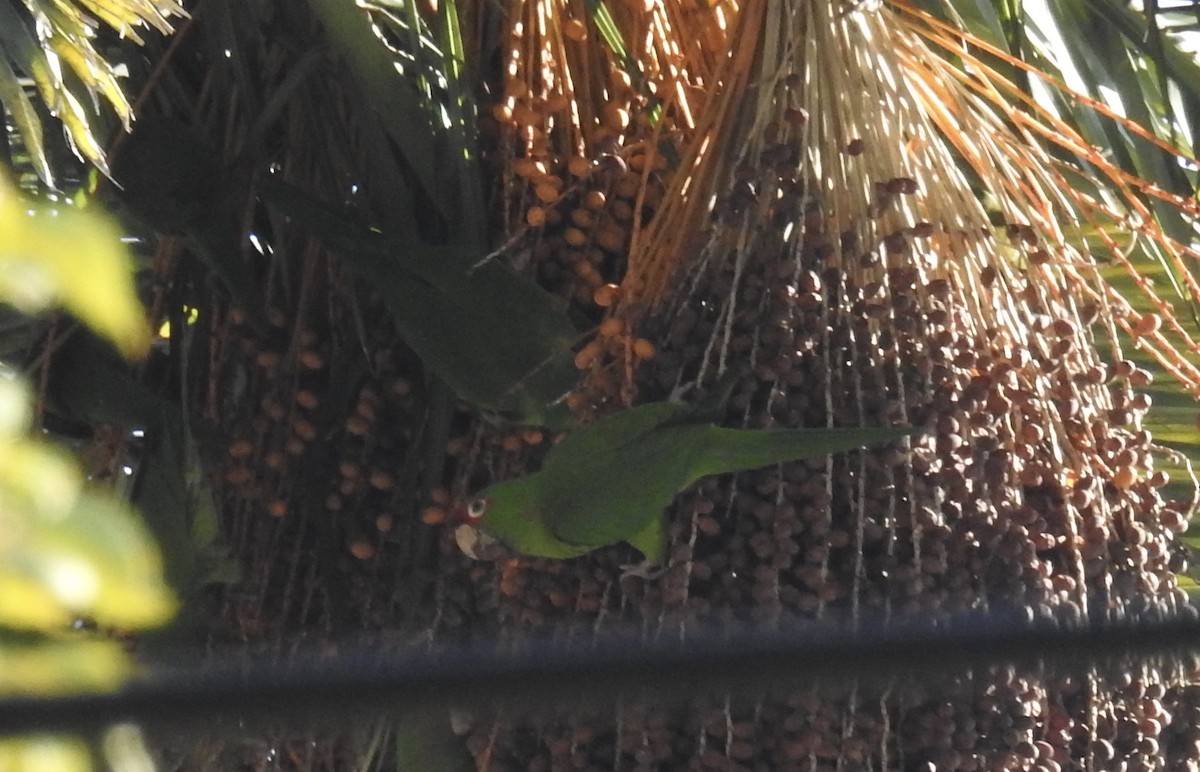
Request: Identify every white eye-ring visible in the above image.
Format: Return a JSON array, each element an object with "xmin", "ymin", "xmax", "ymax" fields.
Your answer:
[{"xmin": 466, "ymin": 497, "xmax": 489, "ymax": 521}]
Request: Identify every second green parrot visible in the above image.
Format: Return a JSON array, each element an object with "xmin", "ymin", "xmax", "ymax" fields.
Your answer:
[{"xmin": 453, "ymin": 389, "xmax": 916, "ymax": 565}]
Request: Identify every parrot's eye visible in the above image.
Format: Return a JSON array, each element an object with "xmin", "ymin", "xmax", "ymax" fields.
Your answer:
[{"xmin": 465, "ymin": 497, "xmax": 489, "ymax": 521}]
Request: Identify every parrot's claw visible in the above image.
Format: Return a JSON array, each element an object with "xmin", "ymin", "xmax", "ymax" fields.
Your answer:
[
  {"xmin": 449, "ymin": 707, "xmax": 474, "ymax": 736},
  {"xmin": 619, "ymin": 559, "xmax": 667, "ymax": 582},
  {"xmin": 667, "ymin": 380, "xmax": 698, "ymax": 404}
]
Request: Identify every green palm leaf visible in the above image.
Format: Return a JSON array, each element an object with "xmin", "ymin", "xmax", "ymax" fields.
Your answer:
[{"xmin": 0, "ymin": 0, "xmax": 186, "ymax": 184}]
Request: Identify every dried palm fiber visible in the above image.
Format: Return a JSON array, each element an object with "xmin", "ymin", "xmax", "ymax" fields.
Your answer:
[
  {"xmin": 448, "ymin": 2, "xmax": 1200, "ymax": 768},
  {"xmin": 469, "ymin": 0, "xmax": 736, "ymax": 322},
  {"xmin": 588, "ymin": 2, "xmax": 1200, "ymax": 402},
  {"xmin": 894, "ymin": 2, "xmax": 1200, "ymax": 399}
]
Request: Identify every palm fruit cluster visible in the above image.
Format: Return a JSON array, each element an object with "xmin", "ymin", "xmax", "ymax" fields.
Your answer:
[
  {"xmin": 199, "ymin": 283, "xmax": 429, "ymax": 637},
  {"xmin": 454, "ymin": 659, "xmax": 1200, "ymax": 771},
  {"xmin": 433, "ymin": 1, "xmax": 1200, "ymax": 769},
  {"xmin": 472, "ymin": 0, "xmax": 742, "ymax": 400},
  {"xmin": 139, "ymin": 4, "xmax": 454, "ymax": 640},
  {"xmin": 137, "ymin": 0, "xmax": 1200, "ymax": 768},
  {"xmin": 440, "ymin": 225, "xmax": 1199, "ymax": 766},
  {"xmin": 440, "ymin": 0, "xmax": 1196, "ymax": 635}
]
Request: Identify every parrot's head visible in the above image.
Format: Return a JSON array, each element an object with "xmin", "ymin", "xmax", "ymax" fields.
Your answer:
[
  {"xmin": 451, "ymin": 478, "xmax": 539, "ymax": 560},
  {"xmin": 451, "ymin": 493, "xmax": 503, "ymax": 560},
  {"xmin": 453, "ymin": 495, "xmax": 492, "ymax": 526}
]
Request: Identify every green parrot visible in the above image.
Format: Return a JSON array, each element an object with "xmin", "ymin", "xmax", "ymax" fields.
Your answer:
[{"xmin": 453, "ymin": 385, "xmax": 917, "ymax": 565}]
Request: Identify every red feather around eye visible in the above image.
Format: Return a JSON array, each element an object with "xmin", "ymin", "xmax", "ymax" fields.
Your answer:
[{"xmin": 464, "ymin": 497, "xmax": 490, "ymax": 523}]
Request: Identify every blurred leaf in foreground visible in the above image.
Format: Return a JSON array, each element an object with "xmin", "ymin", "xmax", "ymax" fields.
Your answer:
[
  {"xmin": 0, "ymin": 162, "xmax": 173, "ymax": 769},
  {"xmin": 0, "ymin": 374, "xmax": 175, "ymax": 661},
  {"xmin": 0, "ymin": 0, "xmax": 186, "ymax": 184},
  {"xmin": 0, "ymin": 733, "xmax": 90, "ymax": 772},
  {"xmin": 0, "ymin": 173, "xmax": 150, "ymax": 358}
]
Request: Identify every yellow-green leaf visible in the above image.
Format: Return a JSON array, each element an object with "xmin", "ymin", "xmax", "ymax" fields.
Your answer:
[
  {"xmin": 0, "ymin": 174, "xmax": 150, "ymax": 358},
  {"xmin": 0, "ymin": 437, "xmax": 82, "ymax": 521},
  {"xmin": 64, "ymin": 492, "xmax": 177, "ymax": 628},
  {"xmin": 54, "ymin": 89, "xmax": 111, "ymax": 176},
  {"xmin": 0, "ymin": 53, "xmax": 51, "ymax": 185},
  {"xmin": 0, "ymin": 376, "xmax": 33, "ymax": 436},
  {"xmin": 0, "ymin": 488, "xmax": 176, "ymax": 632},
  {"xmin": 0, "ymin": 734, "xmax": 91, "ymax": 772},
  {"xmin": 48, "ymin": 32, "xmax": 133, "ymax": 127},
  {"xmin": 0, "ymin": 575, "xmax": 79, "ymax": 630},
  {"xmin": 0, "ymin": 634, "xmax": 129, "ymax": 696}
]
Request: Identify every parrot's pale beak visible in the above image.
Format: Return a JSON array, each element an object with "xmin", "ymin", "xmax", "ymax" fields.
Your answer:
[
  {"xmin": 454, "ymin": 523, "xmax": 501, "ymax": 561},
  {"xmin": 454, "ymin": 524, "xmax": 480, "ymax": 559}
]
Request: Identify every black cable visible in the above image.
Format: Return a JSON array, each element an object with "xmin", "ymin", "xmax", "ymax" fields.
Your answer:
[{"xmin": 2, "ymin": 611, "xmax": 1199, "ymax": 735}]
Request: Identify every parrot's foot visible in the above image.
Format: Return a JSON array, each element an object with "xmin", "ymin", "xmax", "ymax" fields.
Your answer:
[
  {"xmin": 667, "ymin": 380, "xmax": 698, "ymax": 404},
  {"xmin": 449, "ymin": 707, "xmax": 474, "ymax": 736},
  {"xmin": 619, "ymin": 559, "xmax": 667, "ymax": 582}
]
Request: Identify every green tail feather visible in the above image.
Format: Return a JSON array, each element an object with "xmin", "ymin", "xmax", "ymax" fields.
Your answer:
[{"xmin": 694, "ymin": 425, "xmax": 917, "ymax": 480}]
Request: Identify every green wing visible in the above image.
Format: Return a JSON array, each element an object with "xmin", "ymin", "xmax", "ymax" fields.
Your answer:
[
  {"xmin": 542, "ymin": 422, "xmax": 705, "ymax": 558},
  {"xmin": 546, "ymin": 424, "xmax": 916, "ymax": 560},
  {"xmin": 539, "ymin": 400, "xmax": 691, "ymax": 481},
  {"xmin": 541, "ymin": 372, "xmax": 744, "ymax": 480}
]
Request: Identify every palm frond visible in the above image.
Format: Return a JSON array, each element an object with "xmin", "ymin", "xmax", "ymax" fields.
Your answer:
[
  {"xmin": 905, "ymin": 2, "xmax": 1200, "ymax": 337},
  {"xmin": 0, "ymin": 0, "xmax": 186, "ymax": 184}
]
